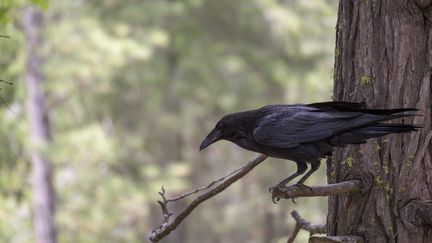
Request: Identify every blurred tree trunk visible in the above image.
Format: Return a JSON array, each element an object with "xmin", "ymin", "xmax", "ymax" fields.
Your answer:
[
  {"xmin": 328, "ymin": 0, "xmax": 432, "ymax": 242},
  {"xmin": 23, "ymin": 6, "xmax": 57, "ymax": 243}
]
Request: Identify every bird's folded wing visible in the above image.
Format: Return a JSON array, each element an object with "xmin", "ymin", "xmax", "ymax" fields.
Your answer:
[{"xmin": 252, "ymin": 110, "xmax": 368, "ymax": 148}]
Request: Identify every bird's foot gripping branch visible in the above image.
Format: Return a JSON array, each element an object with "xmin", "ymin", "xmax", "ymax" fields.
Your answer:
[
  {"xmin": 269, "ymin": 183, "xmax": 314, "ymax": 203},
  {"xmin": 270, "ymin": 180, "xmax": 363, "ymax": 202}
]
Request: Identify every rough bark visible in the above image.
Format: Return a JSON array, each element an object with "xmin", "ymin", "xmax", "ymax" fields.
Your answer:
[
  {"xmin": 328, "ymin": 0, "xmax": 432, "ymax": 242},
  {"xmin": 23, "ymin": 6, "xmax": 57, "ymax": 243}
]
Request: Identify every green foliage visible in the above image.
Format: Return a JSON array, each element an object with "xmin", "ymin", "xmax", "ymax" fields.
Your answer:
[
  {"xmin": 0, "ymin": 0, "xmax": 337, "ymax": 242},
  {"xmin": 0, "ymin": 0, "xmax": 49, "ymax": 24},
  {"xmin": 29, "ymin": 0, "xmax": 49, "ymax": 10}
]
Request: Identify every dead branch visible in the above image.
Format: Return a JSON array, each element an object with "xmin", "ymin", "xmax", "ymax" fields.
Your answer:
[
  {"xmin": 149, "ymin": 154, "xmax": 268, "ymax": 242},
  {"xmin": 309, "ymin": 235, "xmax": 365, "ymax": 243},
  {"xmin": 287, "ymin": 210, "xmax": 326, "ymax": 243},
  {"xmin": 272, "ymin": 180, "xmax": 362, "ymax": 201},
  {"xmin": 165, "ymin": 156, "xmax": 261, "ymax": 203},
  {"xmin": 291, "ymin": 210, "xmax": 326, "ymax": 234},
  {"xmin": 285, "ymin": 210, "xmax": 364, "ymax": 243},
  {"xmin": 286, "ymin": 223, "xmax": 301, "ymax": 243}
]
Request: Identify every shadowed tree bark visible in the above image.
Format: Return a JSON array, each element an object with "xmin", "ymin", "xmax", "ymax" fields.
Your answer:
[
  {"xmin": 23, "ymin": 6, "xmax": 57, "ymax": 243},
  {"xmin": 328, "ymin": 0, "xmax": 432, "ymax": 242}
]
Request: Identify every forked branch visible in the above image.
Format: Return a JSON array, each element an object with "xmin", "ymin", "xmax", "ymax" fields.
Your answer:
[
  {"xmin": 149, "ymin": 154, "xmax": 268, "ymax": 242},
  {"xmin": 287, "ymin": 210, "xmax": 326, "ymax": 243},
  {"xmin": 286, "ymin": 210, "xmax": 365, "ymax": 243}
]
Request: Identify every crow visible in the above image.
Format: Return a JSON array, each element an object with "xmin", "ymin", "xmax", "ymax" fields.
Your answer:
[{"xmin": 200, "ymin": 101, "xmax": 418, "ymax": 202}]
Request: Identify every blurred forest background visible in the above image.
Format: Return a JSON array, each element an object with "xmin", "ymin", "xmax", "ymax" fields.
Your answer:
[{"xmin": 0, "ymin": 0, "xmax": 337, "ymax": 242}]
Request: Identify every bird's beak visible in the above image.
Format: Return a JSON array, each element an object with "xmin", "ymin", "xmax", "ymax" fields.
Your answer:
[{"xmin": 199, "ymin": 128, "xmax": 222, "ymax": 151}]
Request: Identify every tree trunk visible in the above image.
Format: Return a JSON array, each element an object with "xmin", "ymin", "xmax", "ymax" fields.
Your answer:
[
  {"xmin": 328, "ymin": 0, "xmax": 432, "ymax": 242},
  {"xmin": 23, "ymin": 6, "xmax": 57, "ymax": 243}
]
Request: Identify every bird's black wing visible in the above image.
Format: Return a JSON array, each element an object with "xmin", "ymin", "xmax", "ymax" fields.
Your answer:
[{"xmin": 252, "ymin": 107, "xmax": 402, "ymax": 148}]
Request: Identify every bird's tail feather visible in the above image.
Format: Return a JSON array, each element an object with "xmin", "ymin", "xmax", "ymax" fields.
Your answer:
[
  {"xmin": 332, "ymin": 123, "xmax": 419, "ymax": 145},
  {"xmin": 355, "ymin": 123, "xmax": 419, "ymax": 135},
  {"xmin": 307, "ymin": 101, "xmax": 418, "ymax": 115}
]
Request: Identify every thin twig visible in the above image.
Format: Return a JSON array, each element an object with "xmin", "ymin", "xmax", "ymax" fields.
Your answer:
[
  {"xmin": 286, "ymin": 223, "xmax": 301, "ymax": 243},
  {"xmin": 149, "ymin": 154, "xmax": 268, "ymax": 242},
  {"xmin": 166, "ymin": 161, "xmax": 250, "ymax": 202},
  {"xmin": 156, "ymin": 187, "xmax": 173, "ymax": 229},
  {"xmin": 286, "ymin": 210, "xmax": 365, "ymax": 243},
  {"xmin": 272, "ymin": 180, "xmax": 362, "ymax": 201},
  {"xmin": 287, "ymin": 210, "xmax": 326, "ymax": 243},
  {"xmin": 0, "ymin": 35, "xmax": 10, "ymax": 38},
  {"xmin": 293, "ymin": 210, "xmax": 326, "ymax": 234}
]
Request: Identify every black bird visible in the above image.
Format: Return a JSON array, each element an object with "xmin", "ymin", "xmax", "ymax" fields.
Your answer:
[{"xmin": 200, "ymin": 101, "xmax": 418, "ymax": 201}]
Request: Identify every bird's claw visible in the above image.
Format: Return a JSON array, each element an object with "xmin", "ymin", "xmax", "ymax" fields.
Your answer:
[
  {"xmin": 270, "ymin": 183, "xmax": 314, "ymax": 203},
  {"xmin": 268, "ymin": 184, "xmax": 286, "ymax": 204},
  {"xmin": 269, "ymin": 183, "xmax": 313, "ymax": 204}
]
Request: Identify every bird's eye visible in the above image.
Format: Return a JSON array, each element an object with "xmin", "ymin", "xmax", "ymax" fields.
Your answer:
[{"xmin": 216, "ymin": 122, "xmax": 223, "ymax": 129}]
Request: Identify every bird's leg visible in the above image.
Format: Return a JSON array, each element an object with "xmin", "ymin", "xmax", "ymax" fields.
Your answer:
[
  {"xmin": 294, "ymin": 161, "xmax": 321, "ymax": 191},
  {"xmin": 269, "ymin": 162, "xmax": 307, "ymax": 203}
]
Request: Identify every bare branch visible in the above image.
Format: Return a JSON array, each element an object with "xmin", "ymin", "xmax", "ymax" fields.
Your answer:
[
  {"xmin": 149, "ymin": 154, "xmax": 268, "ymax": 242},
  {"xmin": 286, "ymin": 223, "xmax": 301, "ymax": 243},
  {"xmin": 285, "ymin": 210, "xmax": 364, "ymax": 243},
  {"xmin": 166, "ymin": 160, "xmax": 253, "ymax": 202},
  {"xmin": 272, "ymin": 180, "xmax": 362, "ymax": 201},
  {"xmin": 287, "ymin": 210, "xmax": 325, "ymax": 243},
  {"xmin": 292, "ymin": 210, "xmax": 326, "ymax": 234},
  {"xmin": 156, "ymin": 187, "xmax": 173, "ymax": 229},
  {"xmin": 309, "ymin": 235, "xmax": 364, "ymax": 243}
]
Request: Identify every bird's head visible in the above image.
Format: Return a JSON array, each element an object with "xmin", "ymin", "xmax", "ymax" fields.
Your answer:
[{"xmin": 199, "ymin": 112, "xmax": 251, "ymax": 151}]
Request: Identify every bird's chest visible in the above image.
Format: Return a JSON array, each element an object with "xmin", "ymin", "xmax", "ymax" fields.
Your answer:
[{"xmin": 229, "ymin": 136, "xmax": 262, "ymax": 154}]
